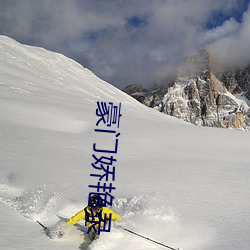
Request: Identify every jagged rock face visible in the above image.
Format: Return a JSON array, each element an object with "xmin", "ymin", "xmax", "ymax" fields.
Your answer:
[
  {"xmin": 123, "ymin": 49, "xmax": 250, "ymax": 130},
  {"xmin": 123, "ymin": 83, "xmax": 146, "ymax": 95},
  {"xmin": 162, "ymin": 74, "xmax": 249, "ymax": 128},
  {"xmin": 217, "ymin": 66, "xmax": 250, "ymax": 99},
  {"xmin": 161, "ymin": 49, "xmax": 250, "ymax": 129},
  {"xmin": 122, "ymin": 84, "xmax": 147, "ymax": 103}
]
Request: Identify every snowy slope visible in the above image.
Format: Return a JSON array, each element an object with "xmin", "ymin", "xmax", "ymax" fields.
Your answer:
[{"xmin": 0, "ymin": 36, "xmax": 250, "ymax": 250}]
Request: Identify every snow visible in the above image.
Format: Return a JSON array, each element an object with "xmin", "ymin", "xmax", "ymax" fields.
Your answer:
[
  {"xmin": 0, "ymin": 35, "xmax": 250, "ymax": 250},
  {"xmin": 234, "ymin": 93, "xmax": 250, "ymax": 107}
]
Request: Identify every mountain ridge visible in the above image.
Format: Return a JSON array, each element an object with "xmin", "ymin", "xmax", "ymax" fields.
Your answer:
[{"xmin": 123, "ymin": 49, "xmax": 250, "ymax": 130}]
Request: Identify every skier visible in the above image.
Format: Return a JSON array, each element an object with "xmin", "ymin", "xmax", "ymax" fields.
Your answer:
[{"xmin": 66, "ymin": 194, "xmax": 122, "ymax": 239}]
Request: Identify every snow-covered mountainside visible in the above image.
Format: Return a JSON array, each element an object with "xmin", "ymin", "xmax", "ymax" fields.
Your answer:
[
  {"xmin": 124, "ymin": 49, "xmax": 250, "ymax": 130},
  {"xmin": 217, "ymin": 65, "xmax": 250, "ymax": 100},
  {"xmin": 0, "ymin": 36, "xmax": 250, "ymax": 250}
]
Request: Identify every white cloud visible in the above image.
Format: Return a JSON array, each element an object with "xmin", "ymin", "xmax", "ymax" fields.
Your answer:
[
  {"xmin": 0, "ymin": 0, "xmax": 249, "ymax": 88},
  {"xmin": 200, "ymin": 18, "xmax": 240, "ymax": 45},
  {"xmin": 209, "ymin": 5, "xmax": 250, "ymax": 68}
]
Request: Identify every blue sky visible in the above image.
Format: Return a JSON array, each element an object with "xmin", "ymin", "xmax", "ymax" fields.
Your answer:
[
  {"xmin": 0, "ymin": 0, "xmax": 249, "ymax": 89},
  {"xmin": 205, "ymin": 0, "xmax": 249, "ymax": 28}
]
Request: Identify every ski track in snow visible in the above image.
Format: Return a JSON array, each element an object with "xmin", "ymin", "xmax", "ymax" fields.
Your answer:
[{"xmin": 0, "ymin": 180, "xmax": 211, "ymax": 250}]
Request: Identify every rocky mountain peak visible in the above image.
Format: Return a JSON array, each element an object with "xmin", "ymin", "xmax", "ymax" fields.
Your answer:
[
  {"xmin": 177, "ymin": 49, "xmax": 210, "ymax": 78},
  {"xmin": 123, "ymin": 49, "xmax": 250, "ymax": 130}
]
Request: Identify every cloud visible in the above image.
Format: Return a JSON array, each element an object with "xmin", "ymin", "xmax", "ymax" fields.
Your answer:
[
  {"xmin": 200, "ymin": 18, "xmax": 240, "ymax": 45},
  {"xmin": 0, "ymin": 0, "xmax": 249, "ymax": 88},
  {"xmin": 209, "ymin": 4, "xmax": 250, "ymax": 69}
]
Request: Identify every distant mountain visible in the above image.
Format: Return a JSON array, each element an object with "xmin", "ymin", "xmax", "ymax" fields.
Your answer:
[
  {"xmin": 217, "ymin": 66, "xmax": 250, "ymax": 100},
  {"xmin": 123, "ymin": 49, "xmax": 250, "ymax": 130}
]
